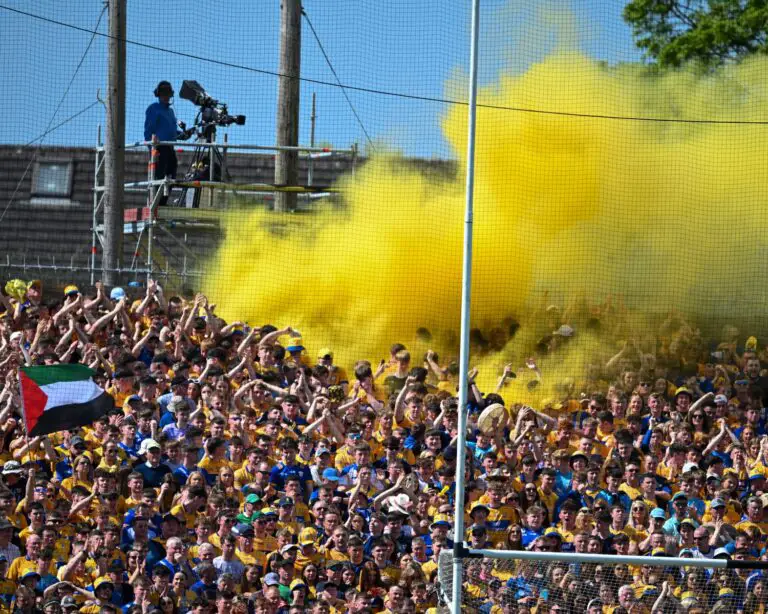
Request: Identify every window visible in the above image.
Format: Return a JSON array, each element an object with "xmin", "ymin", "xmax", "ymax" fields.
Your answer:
[{"xmin": 31, "ymin": 160, "xmax": 73, "ymax": 199}]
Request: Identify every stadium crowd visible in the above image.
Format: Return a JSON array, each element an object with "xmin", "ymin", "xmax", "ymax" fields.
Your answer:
[{"xmin": 0, "ymin": 279, "xmax": 768, "ymax": 614}]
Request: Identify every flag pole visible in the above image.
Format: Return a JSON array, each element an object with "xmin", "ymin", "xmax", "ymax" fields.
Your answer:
[{"xmin": 16, "ymin": 367, "xmax": 30, "ymax": 449}]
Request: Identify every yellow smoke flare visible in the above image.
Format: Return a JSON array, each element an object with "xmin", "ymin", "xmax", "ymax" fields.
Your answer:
[{"xmin": 205, "ymin": 53, "xmax": 768, "ymax": 400}]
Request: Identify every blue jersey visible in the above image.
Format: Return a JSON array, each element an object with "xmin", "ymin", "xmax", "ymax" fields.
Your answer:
[
  {"xmin": 521, "ymin": 527, "xmax": 543, "ymax": 548},
  {"xmin": 595, "ymin": 489, "xmax": 631, "ymax": 512},
  {"xmin": 269, "ymin": 463, "xmax": 311, "ymax": 490}
]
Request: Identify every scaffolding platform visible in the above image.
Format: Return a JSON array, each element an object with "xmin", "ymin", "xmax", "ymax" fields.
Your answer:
[{"xmin": 90, "ymin": 136, "xmax": 357, "ymax": 285}]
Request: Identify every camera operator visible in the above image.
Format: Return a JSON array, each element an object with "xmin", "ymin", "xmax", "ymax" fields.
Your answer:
[{"xmin": 144, "ymin": 81, "xmax": 189, "ymax": 206}]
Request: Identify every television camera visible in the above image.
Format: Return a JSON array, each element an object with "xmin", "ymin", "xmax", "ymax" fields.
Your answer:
[
  {"xmin": 174, "ymin": 81, "xmax": 246, "ymax": 207},
  {"xmin": 179, "ymin": 80, "xmax": 246, "ymax": 138}
]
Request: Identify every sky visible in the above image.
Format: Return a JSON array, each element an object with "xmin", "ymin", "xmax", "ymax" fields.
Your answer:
[{"xmin": 0, "ymin": 0, "xmax": 642, "ymax": 158}]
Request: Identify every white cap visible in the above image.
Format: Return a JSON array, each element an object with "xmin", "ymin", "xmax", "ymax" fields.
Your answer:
[
  {"xmin": 554, "ymin": 325, "xmax": 575, "ymax": 337},
  {"xmin": 139, "ymin": 439, "xmax": 161, "ymax": 455}
]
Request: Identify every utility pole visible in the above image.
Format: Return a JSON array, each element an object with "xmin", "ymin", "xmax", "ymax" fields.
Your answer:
[
  {"xmin": 103, "ymin": 0, "xmax": 126, "ymax": 286},
  {"xmin": 274, "ymin": 0, "xmax": 301, "ymax": 212}
]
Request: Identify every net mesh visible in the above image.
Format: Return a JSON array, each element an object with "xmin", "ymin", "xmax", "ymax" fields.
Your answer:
[{"xmin": 438, "ymin": 551, "xmax": 763, "ymax": 614}]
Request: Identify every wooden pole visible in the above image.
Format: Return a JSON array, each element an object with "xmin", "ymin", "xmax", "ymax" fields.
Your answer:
[
  {"xmin": 274, "ymin": 0, "xmax": 301, "ymax": 212},
  {"xmin": 103, "ymin": 0, "xmax": 126, "ymax": 286}
]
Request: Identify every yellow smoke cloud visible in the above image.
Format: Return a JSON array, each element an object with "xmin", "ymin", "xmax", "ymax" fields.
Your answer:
[{"xmin": 205, "ymin": 52, "xmax": 768, "ymax": 399}]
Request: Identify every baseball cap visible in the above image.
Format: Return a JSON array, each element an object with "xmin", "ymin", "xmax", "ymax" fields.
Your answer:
[
  {"xmin": 469, "ymin": 502, "xmax": 490, "ymax": 516},
  {"xmin": 139, "ymin": 439, "xmax": 161, "ymax": 455},
  {"xmin": 714, "ymin": 547, "xmax": 731, "ymax": 558},
  {"xmin": 322, "ymin": 468, "xmax": 340, "ymax": 482},
  {"xmin": 2, "ymin": 461, "xmax": 23, "ymax": 475},
  {"xmin": 110, "ymin": 287, "xmax": 126, "ymax": 301},
  {"xmin": 299, "ymin": 527, "xmax": 318, "ymax": 546},
  {"xmin": 650, "ymin": 508, "xmax": 666, "ymax": 519},
  {"xmin": 714, "ymin": 394, "xmax": 728, "ymax": 404},
  {"xmin": 671, "ymin": 492, "xmax": 688, "ymax": 501},
  {"xmin": 63, "ymin": 285, "xmax": 79, "ymax": 296},
  {"xmin": 569, "ymin": 452, "xmax": 589, "ymax": 464},
  {"xmin": 315, "ymin": 447, "xmax": 331, "ymax": 458},
  {"xmin": 289, "ymin": 579, "xmax": 307, "ymax": 591},
  {"xmin": 554, "ymin": 324, "xmax": 574, "ymax": 337},
  {"xmin": 232, "ymin": 523, "xmax": 254, "ymax": 538},
  {"xmin": 168, "ymin": 396, "xmax": 188, "ymax": 412},
  {"xmin": 245, "ymin": 494, "xmax": 261, "ymax": 505},
  {"xmin": 280, "ymin": 544, "xmax": 299, "ymax": 555},
  {"xmin": 277, "ymin": 497, "xmax": 294, "ymax": 508},
  {"xmin": 711, "ymin": 498, "xmax": 726, "ymax": 508},
  {"xmin": 286, "ymin": 338, "xmax": 304, "ymax": 352},
  {"xmin": 263, "ymin": 573, "xmax": 280, "ymax": 587},
  {"xmin": 61, "ymin": 597, "xmax": 78, "ymax": 609}
]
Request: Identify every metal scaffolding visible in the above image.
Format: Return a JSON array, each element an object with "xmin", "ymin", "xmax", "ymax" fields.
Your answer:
[{"xmin": 90, "ymin": 130, "xmax": 358, "ymax": 286}]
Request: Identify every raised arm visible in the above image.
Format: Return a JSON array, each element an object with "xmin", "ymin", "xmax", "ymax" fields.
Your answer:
[
  {"xmin": 133, "ymin": 280, "xmax": 159, "ymax": 317},
  {"xmin": 688, "ymin": 392, "xmax": 715, "ymax": 413},
  {"xmin": 393, "ymin": 378, "xmax": 412, "ymax": 423},
  {"xmin": 86, "ymin": 298, "xmax": 125, "ymax": 336},
  {"xmin": 83, "ymin": 281, "xmax": 105, "ymax": 311},
  {"xmin": 131, "ymin": 329, "xmax": 153, "ymax": 358},
  {"xmin": 259, "ymin": 326, "xmax": 295, "ymax": 347},
  {"xmin": 372, "ymin": 475, "xmax": 405, "ymax": 511},
  {"xmin": 53, "ymin": 319, "xmax": 76, "ymax": 355},
  {"xmin": 237, "ymin": 326, "xmax": 258, "ymax": 355},
  {"xmin": 52, "ymin": 295, "xmax": 80, "ymax": 326},
  {"xmin": 494, "ymin": 364, "xmax": 515, "ymax": 394},
  {"xmin": 323, "ymin": 410, "xmax": 346, "ymax": 444},
  {"xmin": 425, "ymin": 350, "xmax": 447, "ymax": 381}
]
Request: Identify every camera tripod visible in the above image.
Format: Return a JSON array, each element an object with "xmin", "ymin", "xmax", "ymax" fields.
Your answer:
[{"xmin": 173, "ymin": 122, "xmax": 235, "ymax": 209}]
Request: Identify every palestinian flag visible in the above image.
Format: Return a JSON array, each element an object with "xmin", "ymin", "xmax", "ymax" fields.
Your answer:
[{"xmin": 19, "ymin": 364, "xmax": 114, "ymax": 437}]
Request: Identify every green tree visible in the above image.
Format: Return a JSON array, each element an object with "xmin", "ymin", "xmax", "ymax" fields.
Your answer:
[{"xmin": 623, "ymin": 0, "xmax": 768, "ymax": 68}]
